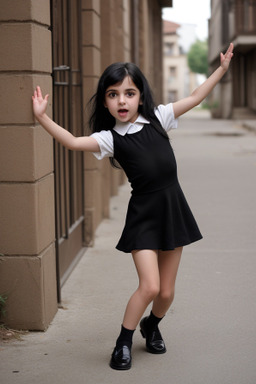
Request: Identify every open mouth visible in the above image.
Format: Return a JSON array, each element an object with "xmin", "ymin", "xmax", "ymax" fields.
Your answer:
[{"xmin": 118, "ymin": 109, "xmax": 128, "ymax": 117}]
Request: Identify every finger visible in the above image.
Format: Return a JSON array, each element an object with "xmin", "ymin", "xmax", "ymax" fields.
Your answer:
[
  {"xmin": 37, "ymin": 86, "xmax": 42, "ymax": 97},
  {"xmin": 226, "ymin": 43, "xmax": 233, "ymax": 55},
  {"xmin": 226, "ymin": 48, "xmax": 233, "ymax": 59}
]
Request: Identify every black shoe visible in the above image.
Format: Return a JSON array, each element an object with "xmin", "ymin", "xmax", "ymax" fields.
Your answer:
[
  {"xmin": 140, "ymin": 317, "xmax": 167, "ymax": 354},
  {"xmin": 110, "ymin": 345, "xmax": 132, "ymax": 370}
]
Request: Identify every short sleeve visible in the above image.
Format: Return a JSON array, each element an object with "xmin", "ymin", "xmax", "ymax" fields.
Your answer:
[
  {"xmin": 90, "ymin": 130, "xmax": 114, "ymax": 160},
  {"xmin": 155, "ymin": 103, "xmax": 178, "ymax": 132}
]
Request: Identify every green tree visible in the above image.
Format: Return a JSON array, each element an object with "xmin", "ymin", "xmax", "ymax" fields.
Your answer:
[{"xmin": 187, "ymin": 40, "xmax": 208, "ymax": 76}]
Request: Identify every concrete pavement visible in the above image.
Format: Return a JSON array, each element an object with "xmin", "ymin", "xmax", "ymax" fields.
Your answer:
[{"xmin": 1, "ymin": 110, "xmax": 256, "ymax": 384}]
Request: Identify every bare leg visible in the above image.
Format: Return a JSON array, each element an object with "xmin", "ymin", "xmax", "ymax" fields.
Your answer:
[
  {"xmin": 152, "ymin": 247, "xmax": 183, "ymax": 318},
  {"xmin": 122, "ymin": 249, "xmax": 160, "ymax": 330}
]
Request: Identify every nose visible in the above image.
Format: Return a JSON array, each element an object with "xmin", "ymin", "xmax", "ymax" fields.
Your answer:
[{"xmin": 118, "ymin": 94, "xmax": 125, "ymax": 105}]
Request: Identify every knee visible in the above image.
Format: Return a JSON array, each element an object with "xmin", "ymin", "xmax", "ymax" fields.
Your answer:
[
  {"xmin": 159, "ymin": 288, "xmax": 175, "ymax": 304},
  {"xmin": 149, "ymin": 284, "xmax": 161, "ymax": 300},
  {"xmin": 141, "ymin": 283, "xmax": 160, "ymax": 302}
]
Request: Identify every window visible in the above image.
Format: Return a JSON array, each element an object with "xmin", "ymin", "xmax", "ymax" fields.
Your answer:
[
  {"xmin": 165, "ymin": 42, "xmax": 174, "ymax": 55},
  {"xmin": 169, "ymin": 66, "xmax": 177, "ymax": 84},
  {"xmin": 168, "ymin": 91, "xmax": 177, "ymax": 103}
]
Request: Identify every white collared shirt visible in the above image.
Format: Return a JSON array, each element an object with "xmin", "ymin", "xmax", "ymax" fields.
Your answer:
[{"xmin": 91, "ymin": 103, "xmax": 178, "ymax": 159}]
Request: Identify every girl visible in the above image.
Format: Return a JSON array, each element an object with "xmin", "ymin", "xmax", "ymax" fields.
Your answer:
[{"xmin": 32, "ymin": 43, "xmax": 233, "ymax": 370}]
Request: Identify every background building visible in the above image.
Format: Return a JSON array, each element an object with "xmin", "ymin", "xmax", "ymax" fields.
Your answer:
[
  {"xmin": 162, "ymin": 20, "xmax": 198, "ymax": 104},
  {"xmin": 208, "ymin": 0, "xmax": 256, "ymax": 119},
  {"xmin": 0, "ymin": 0, "xmax": 173, "ymax": 330}
]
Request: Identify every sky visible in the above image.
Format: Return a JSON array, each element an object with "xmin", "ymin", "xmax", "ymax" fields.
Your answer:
[{"xmin": 162, "ymin": 0, "xmax": 211, "ymax": 40}]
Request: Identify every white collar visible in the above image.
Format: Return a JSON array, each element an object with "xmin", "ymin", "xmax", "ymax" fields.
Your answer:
[{"xmin": 113, "ymin": 115, "xmax": 150, "ymax": 136}]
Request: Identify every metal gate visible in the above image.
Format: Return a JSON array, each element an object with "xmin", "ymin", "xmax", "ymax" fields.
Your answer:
[{"xmin": 51, "ymin": 0, "xmax": 84, "ymax": 300}]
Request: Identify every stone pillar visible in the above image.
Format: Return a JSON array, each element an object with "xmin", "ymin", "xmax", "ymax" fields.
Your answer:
[
  {"xmin": 0, "ymin": 0, "xmax": 57, "ymax": 330},
  {"xmin": 100, "ymin": 0, "xmax": 129, "ymax": 198},
  {"xmin": 81, "ymin": 0, "xmax": 105, "ymax": 246}
]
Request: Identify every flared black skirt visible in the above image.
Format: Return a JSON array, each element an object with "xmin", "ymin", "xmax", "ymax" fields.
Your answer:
[{"xmin": 116, "ymin": 181, "xmax": 202, "ymax": 253}]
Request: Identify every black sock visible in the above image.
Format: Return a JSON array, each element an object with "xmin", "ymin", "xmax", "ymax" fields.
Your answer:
[
  {"xmin": 146, "ymin": 311, "xmax": 164, "ymax": 330},
  {"xmin": 116, "ymin": 325, "xmax": 135, "ymax": 349}
]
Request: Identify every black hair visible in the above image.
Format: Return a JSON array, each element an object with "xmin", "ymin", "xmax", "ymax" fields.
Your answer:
[{"xmin": 88, "ymin": 62, "xmax": 169, "ymax": 167}]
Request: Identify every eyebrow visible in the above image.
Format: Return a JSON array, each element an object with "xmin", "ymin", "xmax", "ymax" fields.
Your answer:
[{"xmin": 105, "ymin": 88, "xmax": 137, "ymax": 94}]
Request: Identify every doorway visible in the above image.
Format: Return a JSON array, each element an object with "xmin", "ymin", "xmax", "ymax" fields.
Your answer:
[{"xmin": 51, "ymin": 0, "xmax": 85, "ymax": 300}]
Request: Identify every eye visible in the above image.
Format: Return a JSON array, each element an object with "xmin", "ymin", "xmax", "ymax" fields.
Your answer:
[
  {"xmin": 108, "ymin": 92, "xmax": 117, "ymax": 98},
  {"xmin": 126, "ymin": 91, "xmax": 136, "ymax": 97}
]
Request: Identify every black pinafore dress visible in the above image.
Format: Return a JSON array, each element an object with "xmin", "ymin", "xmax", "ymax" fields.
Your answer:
[{"xmin": 112, "ymin": 123, "xmax": 202, "ymax": 253}]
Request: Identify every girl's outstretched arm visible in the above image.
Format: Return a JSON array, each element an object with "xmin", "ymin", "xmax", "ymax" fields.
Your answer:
[
  {"xmin": 173, "ymin": 43, "xmax": 234, "ymax": 119},
  {"xmin": 32, "ymin": 86, "xmax": 100, "ymax": 152}
]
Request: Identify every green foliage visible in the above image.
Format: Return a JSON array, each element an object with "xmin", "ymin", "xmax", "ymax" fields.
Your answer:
[
  {"xmin": 201, "ymin": 100, "xmax": 219, "ymax": 109},
  {"xmin": 0, "ymin": 294, "xmax": 7, "ymax": 319},
  {"xmin": 187, "ymin": 40, "xmax": 208, "ymax": 76}
]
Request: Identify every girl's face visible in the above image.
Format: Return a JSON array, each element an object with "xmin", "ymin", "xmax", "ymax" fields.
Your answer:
[{"xmin": 104, "ymin": 76, "xmax": 142, "ymax": 123}]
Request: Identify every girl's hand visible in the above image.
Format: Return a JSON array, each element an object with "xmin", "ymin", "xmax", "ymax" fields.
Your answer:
[
  {"xmin": 32, "ymin": 86, "xmax": 49, "ymax": 118},
  {"xmin": 173, "ymin": 42, "xmax": 234, "ymax": 118},
  {"xmin": 220, "ymin": 43, "xmax": 234, "ymax": 72}
]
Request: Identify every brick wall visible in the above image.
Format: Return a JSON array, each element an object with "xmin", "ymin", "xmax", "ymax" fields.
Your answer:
[{"xmin": 0, "ymin": 0, "xmax": 57, "ymax": 330}]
